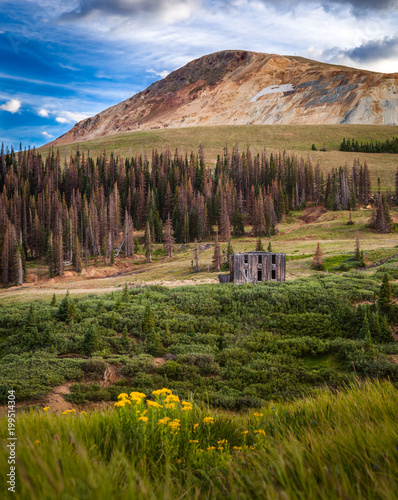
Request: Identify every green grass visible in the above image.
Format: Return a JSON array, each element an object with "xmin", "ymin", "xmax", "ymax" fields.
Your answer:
[
  {"xmin": 1, "ymin": 380, "xmax": 397, "ymax": 499},
  {"xmin": 39, "ymin": 124, "xmax": 398, "ymax": 188}
]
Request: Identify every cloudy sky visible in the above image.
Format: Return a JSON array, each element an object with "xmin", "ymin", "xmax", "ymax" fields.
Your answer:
[{"xmin": 1, "ymin": 0, "xmax": 397, "ymax": 148}]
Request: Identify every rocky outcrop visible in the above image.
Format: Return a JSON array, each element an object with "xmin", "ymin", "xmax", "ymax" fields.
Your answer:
[{"xmin": 50, "ymin": 50, "xmax": 398, "ymax": 146}]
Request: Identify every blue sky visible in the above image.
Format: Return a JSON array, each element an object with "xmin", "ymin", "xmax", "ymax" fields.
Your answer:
[{"xmin": 1, "ymin": 0, "xmax": 397, "ymax": 149}]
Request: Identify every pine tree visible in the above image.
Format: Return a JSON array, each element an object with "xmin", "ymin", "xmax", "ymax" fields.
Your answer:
[
  {"xmin": 193, "ymin": 239, "xmax": 199, "ymax": 272},
  {"xmin": 142, "ymin": 304, "xmax": 154, "ymax": 333},
  {"xmin": 379, "ymin": 316, "xmax": 394, "ymax": 343},
  {"xmin": 14, "ymin": 244, "xmax": 23, "ymax": 286},
  {"xmin": 267, "ymin": 241, "xmax": 272, "ymax": 252},
  {"xmin": 347, "ymin": 208, "xmax": 354, "ymax": 225},
  {"xmin": 73, "ymin": 235, "xmax": 82, "ymax": 273},
  {"xmin": 163, "ymin": 217, "xmax": 175, "ymax": 258},
  {"xmin": 57, "ymin": 291, "xmax": 71, "ymax": 322},
  {"xmin": 82, "ymin": 325, "xmax": 99, "ymax": 356},
  {"xmin": 255, "ymin": 236, "xmax": 264, "ymax": 252},
  {"xmin": 144, "ymin": 221, "xmax": 153, "ymax": 263},
  {"xmin": 122, "ymin": 283, "xmax": 129, "ymax": 302},
  {"xmin": 212, "ymin": 232, "xmax": 221, "ymax": 272},
  {"xmin": 121, "ymin": 325, "xmax": 129, "ymax": 345},
  {"xmin": 312, "ymin": 242, "xmax": 324, "ymax": 270},
  {"xmin": 375, "ymin": 194, "xmax": 392, "ymax": 234},
  {"xmin": 50, "ymin": 293, "xmax": 57, "ymax": 307},
  {"xmin": 378, "ymin": 273, "xmax": 392, "ymax": 315},
  {"xmin": 359, "ymin": 314, "xmax": 370, "ymax": 341},
  {"xmin": 226, "ymin": 238, "xmax": 234, "ymax": 264}
]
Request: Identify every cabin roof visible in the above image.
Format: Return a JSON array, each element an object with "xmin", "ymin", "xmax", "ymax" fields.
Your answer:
[{"xmin": 232, "ymin": 251, "xmax": 286, "ymax": 256}]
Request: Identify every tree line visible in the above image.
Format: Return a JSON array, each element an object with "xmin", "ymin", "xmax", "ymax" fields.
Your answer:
[
  {"xmin": 339, "ymin": 137, "xmax": 398, "ymax": 154},
  {"xmin": 0, "ymin": 142, "xmax": 390, "ymax": 286}
]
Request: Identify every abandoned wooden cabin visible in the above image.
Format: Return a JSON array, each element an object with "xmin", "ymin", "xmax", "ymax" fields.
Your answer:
[{"xmin": 219, "ymin": 252, "xmax": 286, "ymax": 284}]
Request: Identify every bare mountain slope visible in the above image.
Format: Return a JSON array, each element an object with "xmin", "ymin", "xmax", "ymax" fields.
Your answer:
[{"xmin": 51, "ymin": 50, "xmax": 398, "ymax": 145}]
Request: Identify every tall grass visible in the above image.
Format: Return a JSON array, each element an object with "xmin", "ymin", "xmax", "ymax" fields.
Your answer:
[{"xmin": 1, "ymin": 380, "xmax": 397, "ymax": 499}]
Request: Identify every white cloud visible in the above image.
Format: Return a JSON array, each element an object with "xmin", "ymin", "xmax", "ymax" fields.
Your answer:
[
  {"xmin": 0, "ymin": 99, "xmax": 21, "ymax": 113},
  {"xmin": 42, "ymin": 131, "xmax": 54, "ymax": 138},
  {"xmin": 147, "ymin": 69, "xmax": 170, "ymax": 79},
  {"xmin": 56, "ymin": 110, "xmax": 91, "ymax": 124},
  {"xmin": 38, "ymin": 108, "xmax": 50, "ymax": 117}
]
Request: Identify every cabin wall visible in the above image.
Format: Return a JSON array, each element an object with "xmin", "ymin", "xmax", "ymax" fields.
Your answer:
[{"xmin": 230, "ymin": 252, "xmax": 286, "ymax": 284}]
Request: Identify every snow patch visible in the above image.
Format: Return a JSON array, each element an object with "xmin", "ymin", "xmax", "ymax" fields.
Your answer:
[{"xmin": 250, "ymin": 84, "xmax": 295, "ymax": 102}]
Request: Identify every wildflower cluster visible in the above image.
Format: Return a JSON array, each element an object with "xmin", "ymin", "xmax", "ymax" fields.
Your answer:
[{"xmin": 112, "ymin": 387, "xmax": 269, "ymax": 466}]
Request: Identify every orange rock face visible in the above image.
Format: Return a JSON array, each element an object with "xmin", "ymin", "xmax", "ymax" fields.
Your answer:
[{"xmin": 51, "ymin": 50, "xmax": 398, "ymax": 146}]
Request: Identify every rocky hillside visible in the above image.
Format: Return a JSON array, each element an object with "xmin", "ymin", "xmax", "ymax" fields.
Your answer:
[{"xmin": 51, "ymin": 50, "xmax": 398, "ymax": 145}]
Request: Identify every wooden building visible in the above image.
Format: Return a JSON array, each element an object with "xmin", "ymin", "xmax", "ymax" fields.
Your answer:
[{"xmin": 219, "ymin": 252, "xmax": 286, "ymax": 284}]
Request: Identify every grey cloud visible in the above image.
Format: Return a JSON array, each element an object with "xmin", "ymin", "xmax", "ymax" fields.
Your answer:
[
  {"xmin": 342, "ymin": 35, "xmax": 398, "ymax": 62},
  {"xmin": 59, "ymin": 0, "xmax": 195, "ymax": 21},
  {"xmin": 251, "ymin": 0, "xmax": 397, "ymax": 15}
]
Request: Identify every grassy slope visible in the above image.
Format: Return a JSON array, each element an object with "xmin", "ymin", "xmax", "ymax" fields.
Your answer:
[
  {"xmin": 40, "ymin": 124, "xmax": 398, "ymax": 188},
  {"xmin": 1, "ymin": 380, "xmax": 397, "ymax": 499}
]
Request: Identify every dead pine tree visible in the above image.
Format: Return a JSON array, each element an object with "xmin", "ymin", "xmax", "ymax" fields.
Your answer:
[
  {"xmin": 374, "ymin": 194, "xmax": 392, "ymax": 234},
  {"xmin": 212, "ymin": 232, "xmax": 221, "ymax": 272},
  {"xmin": 312, "ymin": 242, "xmax": 324, "ymax": 271},
  {"xmin": 145, "ymin": 221, "xmax": 153, "ymax": 263},
  {"xmin": 163, "ymin": 217, "xmax": 175, "ymax": 258},
  {"xmin": 193, "ymin": 239, "xmax": 199, "ymax": 272}
]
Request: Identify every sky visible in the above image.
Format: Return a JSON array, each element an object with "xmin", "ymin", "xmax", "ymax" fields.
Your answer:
[{"xmin": 1, "ymin": 0, "xmax": 397, "ymax": 149}]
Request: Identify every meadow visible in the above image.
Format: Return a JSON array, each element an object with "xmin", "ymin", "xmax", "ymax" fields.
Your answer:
[{"xmin": 40, "ymin": 124, "xmax": 398, "ymax": 188}]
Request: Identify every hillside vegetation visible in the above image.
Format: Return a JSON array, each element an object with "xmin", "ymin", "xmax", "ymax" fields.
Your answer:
[{"xmin": 1, "ymin": 271, "xmax": 397, "ymax": 408}]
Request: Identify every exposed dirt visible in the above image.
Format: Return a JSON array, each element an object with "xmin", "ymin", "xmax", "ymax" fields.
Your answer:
[
  {"xmin": 101, "ymin": 364, "xmax": 122, "ymax": 388},
  {"xmin": 388, "ymin": 355, "xmax": 398, "ymax": 364},
  {"xmin": 152, "ymin": 357, "xmax": 168, "ymax": 367},
  {"xmin": 300, "ymin": 206, "xmax": 327, "ymax": 224},
  {"xmin": 40, "ymin": 383, "xmax": 74, "ymax": 413}
]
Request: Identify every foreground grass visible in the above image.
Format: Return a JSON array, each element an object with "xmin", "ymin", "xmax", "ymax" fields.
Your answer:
[{"xmin": 1, "ymin": 380, "xmax": 397, "ymax": 499}]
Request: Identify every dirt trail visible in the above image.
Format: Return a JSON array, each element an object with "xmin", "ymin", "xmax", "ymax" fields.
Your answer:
[
  {"xmin": 300, "ymin": 206, "xmax": 327, "ymax": 224},
  {"xmin": 40, "ymin": 383, "xmax": 74, "ymax": 412}
]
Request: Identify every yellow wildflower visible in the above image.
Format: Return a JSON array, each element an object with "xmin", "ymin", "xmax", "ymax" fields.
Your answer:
[
  {"xmin": 80, "ymin": 411, "xmax": 88, "ymax": 415},
  {"xmin": 241, "ymin": 430, "xmax": 249, "ymax": 435},
  {"xmin": 217, "ymin": 439, "xmax": 228, "ymax": 445},
  {"xmin": 217, "ymin": 447, "xmax": 224, "ymax": 451},
  {"xmin": 189, "ymin": 440, "xmax": 199, "ymax": 443},
  {"xmin": 233, "ymin": 446, "xmax": 242, "ymax": 450},
  {"xmin": 250, "ymin": 446, "xmax": 256, "ymax": 450},
  {"xmin": 203, "ymin": 417, "xmax": 214, "ymax": 424},
  {"xmin": 152, "ymin": 388, "xmax": 172, "ymax": 396},
  {"xmin": 254, "ymin": 430, "xmax": 266, "ymax": 436},
  {"xmin": 117, "ymin": 393, "xmax": 129, "ymax": 400},
  {"xmin": 165, "ymin": 403, "xmax": 176, "ymax": 409},
  {"xmin": 253, "ymin": 412, "xmax": 263, "ymax": 417},
  {"xmin": 130, "ymin": 391, "xmax": 146, "ymax": 399},
  {"xmin": 176, "ymin": 459, "xmax": 181, "ymax": 463},
  {"xmin": 165, "ymin": 394, "xmax": 180, "ymax": 403},
  {"xmin": 138, "ymin": 416, "xmax": 148, "ymax": 423},
  {"xmin": 207, "ymin": 446, "xmax": 216, "ymax": 451},
  {"xmin": 168, "ymin": 419, "xmax": 181, "ymax": 430},
  {"xmin": 182, "ymin": 401, "xmax": 192, "ymax": 406},
  {"xmin": 33, "ymin": 440, "xmax": 40, "ymax": 444},
  {"xmin": 158, "ymin": 417, "xmax": 171, "ymax": 425},
  {"xmin": 114, "ymin": 401, "xmax": 126, "ymax": 407},
  {"xmin": 193, "ymin": 423, "xmax": 199, "ymax": 431},
  {"xmin": 181, "ymin": 406, "xmax": 192, "ymax": 411},
  {"xmin": 43, "ymin": 407, "xmax": 50, "ymax": 411},
  {"xmin": 147, "ymin": 400, "xmax": 162, "ymax": 408}
]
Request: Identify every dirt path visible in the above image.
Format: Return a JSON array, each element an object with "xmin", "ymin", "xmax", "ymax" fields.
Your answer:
[
  {"xmin": 300, "ymin": 206, "xmax": 327, "ymax": 224},
  {"xmin": 40, "ymin": 383, "xmax": 74, "ymax": 412}
]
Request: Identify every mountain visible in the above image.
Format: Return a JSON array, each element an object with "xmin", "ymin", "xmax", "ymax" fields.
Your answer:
[{"xmin": 51, "ymin": 50, "xmax": 398, "ymax": 145}]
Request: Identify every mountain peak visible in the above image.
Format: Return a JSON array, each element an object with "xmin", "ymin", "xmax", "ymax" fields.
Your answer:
[{"xmin": 51, "ymin": 50, "xmax": 398, "ymax": 146}]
